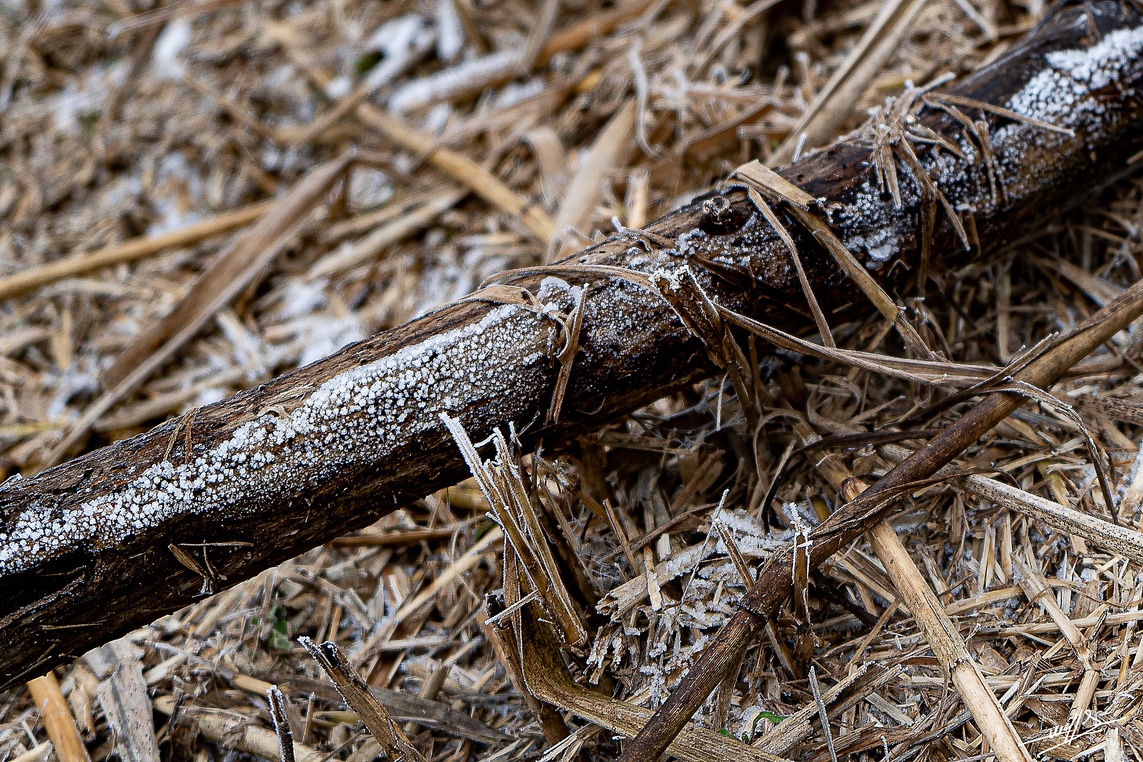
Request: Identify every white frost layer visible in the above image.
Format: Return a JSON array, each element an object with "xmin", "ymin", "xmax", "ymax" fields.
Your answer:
[
  {"xmin": 1046, "ymin": 23, "xmax": 1143, "ymax": 89},
  {"xmin": 1006, "ymin": 21, "xmax": 1143, "ymax": 125},
  {"xmin": 0, "ymin": 304, "xmax": 549, "ymax": 575},
  {"xmin": 296, "ymin": 315, "xmax": 366, "ymax": 368}
]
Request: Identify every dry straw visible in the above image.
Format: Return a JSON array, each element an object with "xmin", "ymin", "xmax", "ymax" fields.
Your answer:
[{"xmin": 3, "ymin": 2, "xmax": 1143, "ymax": 762}]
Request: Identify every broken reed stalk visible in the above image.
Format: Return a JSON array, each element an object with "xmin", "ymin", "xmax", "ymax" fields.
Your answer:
[
  {"xmin": 266, "ymin": 686, "xmax": 299, "ymax": 762},
  {"xmin": 25, "ymin": 673, "xmax": 90, "ymax": 762},
  {"xmin": 0, "ymin": 0, "xmax": 1141, "ymax": 687},
  {"xmin": 299, "ymin": 638, "xmax": 428, "ymax": 762},
  {"xmin": 618, "ymin": 258, "xmax": 1143, "ymax": 761}
]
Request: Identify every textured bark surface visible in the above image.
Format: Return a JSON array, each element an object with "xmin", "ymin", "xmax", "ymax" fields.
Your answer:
[{"xmin": 1, "ymin": 0, "xmax": 1141, "ymax": 687}]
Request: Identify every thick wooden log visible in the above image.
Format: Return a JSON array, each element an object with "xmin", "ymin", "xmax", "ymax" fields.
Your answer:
[{"xmin": 2, "ymin": 0, "xmax": 1142, "ymax": 687}]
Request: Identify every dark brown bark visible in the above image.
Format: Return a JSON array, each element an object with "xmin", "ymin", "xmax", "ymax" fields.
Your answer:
[{"xmin": 2, "ymin": 0, "xmax": 1142, "ymax": 688}]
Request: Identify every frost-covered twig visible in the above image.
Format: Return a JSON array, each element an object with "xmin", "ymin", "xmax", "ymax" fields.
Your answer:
[{"xmin": 1, "ymin": 0, "xmax": 1142, "ymax": 688}]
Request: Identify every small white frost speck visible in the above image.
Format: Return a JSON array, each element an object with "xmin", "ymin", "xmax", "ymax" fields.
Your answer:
[
  {"xmin": 276, "ymin": 279, "xmax": 329, "ymax": 319},
  {"xmin": 363, "ymin": 14, "xmax": 434, "ymax": 90},
  {"xmin": 217, "ymin": 313, "xmax": 268, "ymax": 381},
  {"xmin": 674, "ymin": 227, "xmax": 709, "ymax": 256},
  {"xmin": 494, "ymin": 78, "xmax": 546, "ymax": 108},
  {"xmin": 435, "ymin": 0, "xmax": 465, "ymax": 61},
  {"xmin": 295, "ymin": 314, "xmax": 365, "ymax": 367},
  {"xmin": 845, "ymin": 226, "xmax": 899, "ymax": 265},
  {"xmin": 325, "ymin": 75, "xmax": 352, "ymax": 99},
  {"xmin": 348, "ymin": 167, "xmax": 393, "ymax": 211},
  {"xmin": 152, "ymin": 19, "xmax": 193, "ymax": 79},
  {"xmin": 46, "ymin": 360, "xmax": 101, "ymax": 420},
  {"xmin": 194, "ymin": 387, "xmax": 228, "ymax": 409},
  {"xmin": 49, "ymin": 62, "xmax": 128, "ymax": 133},
  {"xmin": 536, "ymin": 276, "xmax": 582, "ymax": 310},
  {"xmin": 423, "ymin": 102, "xmax": 452, "ymax": 134}
]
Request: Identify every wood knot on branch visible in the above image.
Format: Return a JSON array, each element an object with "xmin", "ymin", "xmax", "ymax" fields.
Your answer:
[
  {"xmin": 700, "ymin": 193, "xmax": 730, "ymax": 228},
  {"xmin": 699, "ymin": 193, "xmax": 748, "ymax": 235}
]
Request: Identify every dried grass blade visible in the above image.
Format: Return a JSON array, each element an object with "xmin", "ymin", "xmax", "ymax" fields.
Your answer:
[
  {"xmin": 153, "ymin": 694, "xmax": 325, "ymax": 762},
  {"xmin": 769, "ymin": 0, "xmax": 929, "ymax": 165},
  {"xmin": 520, "ymin": 0, "xmax": 561, "ymax": 71},
  {"xmin": 754, "ymin": 664, "xmax": 900, "ymax": 756},
  {"xmin": 524, "ymin": 126, "xmax": 570, "ymax": 208},
  {"xmin": 388, "ymin": 0, "xmax": 653, "ymax": 112},
  {"xmin": 500, "ymin": 464, "xmax": 588, "ymax": 647},
  {"xmin": 932, "ymin": 92, "xmax": 1075, "ymax": 137},
  {"xmin": 1012, "ymin": 552, "xmax": 1099, "ymax": 722},
  {"xmin": 549, "ymin": 102, "xmax": 637, "ymax": 258},
  {"xmin": 868, "ymin": 517, "xmax": 1032, "ymax": 761},
  {"xmin": 793, "ymin": 422, "xmax": 1033, "ymax": 762},
  {"xmin": 799, "ymin": 208, "xmax": 934, "ymax": 356},
  {"xmin": 747, "ymin": 188, "xmax": 835, "ymax": 347},
  {"xmin": 535, "ymin": 0, "xmax": 655, "ymax": 66},
  {"xmin": 732, "ymin": 160, "xmax": 814, "ymax": 209},
  {"xmin": 732, "ymin": 160, "xmax": 933, "ymax": 355},
  {"xmin": 962, "ymin": 473, "xmax": 1143, "ymax": 564},
  {"xmin": 113, "ymin": 0, "xmax": 242, "ymax": 32},
  {"xmin": 385, "ymin": 525, "xmax": 504, "ymax": 633},
  {"xmin": 9, "ymin": 743, "xmax": 50, "ymax": 762},
  {"xmin": 1052, "ymin": 257, "xmax": 1125, "ymax": 306},
  {"xmin": 654, "ymin": 267, "xmax": 759, "ymax": 428},
  {"xmin": 308, "ymin": 189, "xmax": 465, "ymax": 279},
  {"xmin": 103, "ymin": 155, "xmax": 351, "ymax": 391},
  {"xmin": 359, "ymin": 106, "xmax": 554, "ymax": 241},
  {"xmin": 714, "ymin": 520, "xmax": 754, "ymax": 586},
  {"xmin": 712, "ymin": 292, "xmax": 994, "ymax": 385},
  {"xmin": 443, "ymin": 417, "xmax": 588, "ymax": 647},
  {"xmin": 691, "ymin": 0, "xmax": 785, "ymax": 74},
  {"xmin": 546, "ymin": 283, "xmax": 586, "ymax": 425},
  {"xmin": 877, "ymin": 438, "xmax": 1143, "ymax": 562},
  {"xmin": 984, "ymin": 380, "xmax": 1118, "ymax": 520},
  {"xmin": 266, "ymin": 687, "xmax": 296, "ymax": 762},
  {"xmin": 275, "ymin": 48, "xmax": 555, "ymax": 241},
  {"xmin": 482, "ymin": 576, "xmax": 572, "ymax": 745},
  {"xmin": 682, "ymin": 98, "xmax": 780, "ymax": 160},
  {"xmin": 807, "ymin": 667, "xmax": 838, "ymax": 762},
  {"xmin": 25, "ymin": 673, "xmax": 90, "ymax": 762},
  {"xmin": 0, "ymin": 200, "xmax": 275, "ymax": 302}
]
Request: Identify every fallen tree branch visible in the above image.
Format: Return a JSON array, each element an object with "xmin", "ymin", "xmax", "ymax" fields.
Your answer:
[{"xmin": 1, "ymin": 0, "xmax": 1141, "ymax": 689}]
